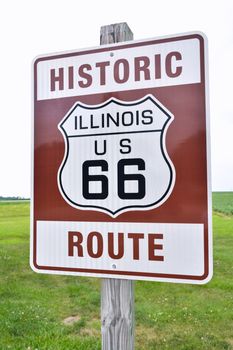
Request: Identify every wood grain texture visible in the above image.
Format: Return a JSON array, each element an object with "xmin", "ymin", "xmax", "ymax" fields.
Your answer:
[
  {"xmin": 100, "ymin": 22, "xmax": 133, "ymax": 45},
  {"xmin": 100, "ymin": 22, "xmax": 134, "ymax": 350},
  {"xmin": 101, "ymin": 279, "xmax": 134, "ymax": 350}
]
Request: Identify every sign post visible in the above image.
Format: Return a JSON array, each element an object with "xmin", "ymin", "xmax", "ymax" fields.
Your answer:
[
  {"xmin": 100, "ymin": 23, "xmax": 134, "ymax": 350},
  {"xmin": 31, "ymin": 23, "xmax": 212, "ymax": 349}
]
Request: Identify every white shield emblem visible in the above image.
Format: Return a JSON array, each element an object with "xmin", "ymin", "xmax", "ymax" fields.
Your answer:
[{"xmin": 58, "ymin": 95, "xmax": 175, "ymax": 217}]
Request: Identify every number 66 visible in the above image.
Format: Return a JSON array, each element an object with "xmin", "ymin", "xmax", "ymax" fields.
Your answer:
[{"xmin": 82, "ymin": 158, "xmax": 146, "ymax": 200}]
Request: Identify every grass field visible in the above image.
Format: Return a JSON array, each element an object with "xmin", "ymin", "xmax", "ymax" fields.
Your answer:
[
  {"xmin": 212, "ymin": 192, "xmax": 233, "ymax": 215},
  {"xmin": 0, "ymin": 193, "xmax": 233, "ymax": 349}
]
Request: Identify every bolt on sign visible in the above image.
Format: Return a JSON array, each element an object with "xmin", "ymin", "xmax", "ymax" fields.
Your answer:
[{"xmin": 31, "ymin": 32, "xmax": 212, "ymax": 284}]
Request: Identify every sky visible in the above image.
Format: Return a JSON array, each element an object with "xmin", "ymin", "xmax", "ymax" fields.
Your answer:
[{"xmin": 0, "ymin": 0, "xmax": 232, "ymax": 197}]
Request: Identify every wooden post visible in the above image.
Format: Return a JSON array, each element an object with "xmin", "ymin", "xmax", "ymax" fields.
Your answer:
[
  {"xmin": 100, "ymin": 23, "xmax": 134, "ymax": 350},
  {"xmin": 100, "ymin": 22, "xmax": 133, "ymax": 45},
  {"xmin": 101, "ymin": 278, "xmax": 134, "ymax": 350}
]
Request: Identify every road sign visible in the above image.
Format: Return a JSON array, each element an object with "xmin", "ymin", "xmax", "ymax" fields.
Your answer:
[{"xmin": 31, "ymin": 32, "xmax": 212, "ymax": 284}]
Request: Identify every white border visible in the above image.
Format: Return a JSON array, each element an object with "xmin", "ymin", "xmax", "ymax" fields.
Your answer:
[
  {"xmin": 30, "ymin": 31, "xmax": 212, "ymax": 284},
  {"xmin": 203, "ymin": 33, "xmax": 213, "ymax": 284},
  {"xmin": 30, "ymin": 54, "xmax": 35, "ymax": 273}
]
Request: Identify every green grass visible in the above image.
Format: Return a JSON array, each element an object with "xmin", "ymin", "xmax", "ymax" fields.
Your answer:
[
  {"xmin": 213, "ymin": 191, "xmax": 233, "ymax": 215},
  {"xmin": 0, "ymin": 195, "xmax": 233, "ymax": 349}
]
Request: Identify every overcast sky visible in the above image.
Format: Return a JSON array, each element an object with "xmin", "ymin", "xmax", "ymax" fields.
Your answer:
[{"xmin": 0, "ymin": 0, "xmax": 232, "ymax": 197}]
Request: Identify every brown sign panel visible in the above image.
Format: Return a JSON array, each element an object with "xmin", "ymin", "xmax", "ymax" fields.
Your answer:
[{"xmin": 31, "ymin": 32, "xmax": 212, "ymax": 284}]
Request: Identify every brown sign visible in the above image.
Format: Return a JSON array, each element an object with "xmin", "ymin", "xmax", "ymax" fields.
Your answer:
[{"xmin": 31, "ymin": 32, "xmax": 212, "ymax": 284}]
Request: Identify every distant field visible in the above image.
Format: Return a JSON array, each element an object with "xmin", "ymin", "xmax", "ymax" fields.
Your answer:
[
  {"xmin": 212, "ymin": 192, "xmax": 233, "ymax": 215},
  {"xmin": 0, "ymin": 194, "xmax": 233, "ymax": 349}
]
